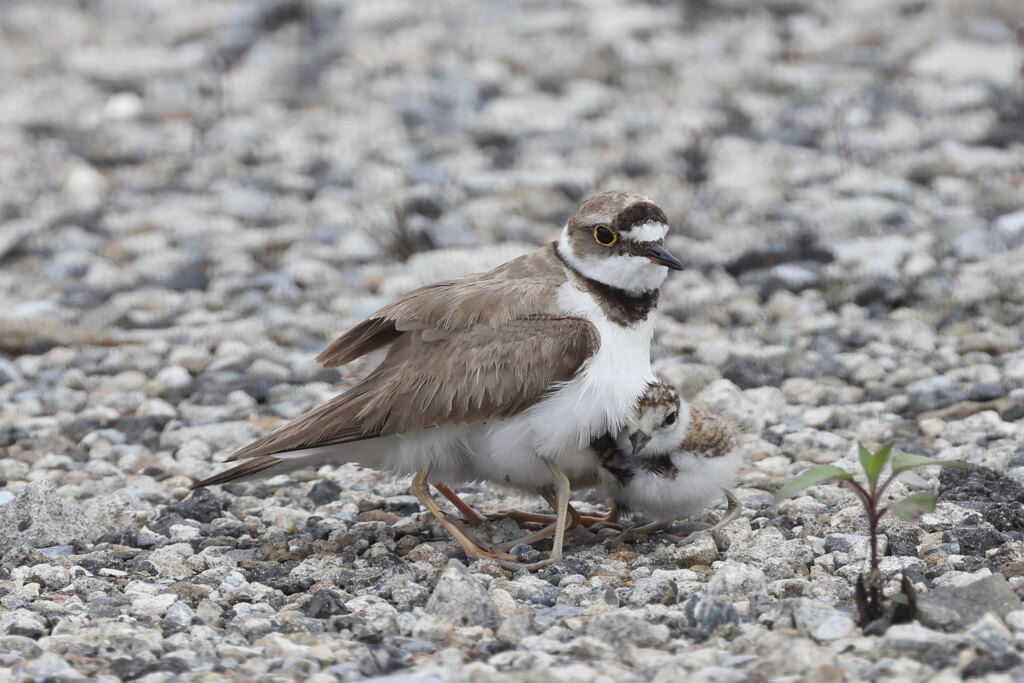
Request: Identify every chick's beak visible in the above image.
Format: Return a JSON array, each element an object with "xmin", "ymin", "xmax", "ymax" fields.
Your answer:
[
  {"xmin": 629, "ymin": 430, "xmax": 652, "ymax": 457},
  {"xmin": 644, "ymin": 242, "xmax": 684, "ymax": 270}
]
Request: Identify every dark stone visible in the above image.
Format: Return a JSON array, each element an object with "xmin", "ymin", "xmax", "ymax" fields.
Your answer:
[
  {"xmin": 983, "ymin": 503, "xmax": 1024, "ymax": 533},
  {"xmin": 2, "ymin": 546, "xmax": 46, "ymax": 567},
  {"xmin": 532, "ymin": 605, "xmax": 584, "ymax": 631},
  {"xmin": 6, "ymin": 626, "xmax": 45, "ymax": 639},
  {"xmin": 148, "ymin": 512, "xmax": 188, "ymax": 538},
  {"xmin": 764, "ymin": 514, "xmax": 799, "ymax": 538},
  {"xmin": 383, "ymin": 495, "xmax": 420, "ymax": 516},
  {"xmin": 962, "ymin": 653, "xmax": 1023, "ymax": 678},
  {"xmin": 721, "ymin": 355, "xmax": 786, "ymax": 389},
  {"xmin": 155, "ymin": 260, "xmax": 210, "ymax": 292},
  {"xmin": 620, "ymin": 158, "xmax": 652, "ymax": 179},
  {"xmin": 331, "ymin": 615, "xmax": 379, "ymax": 643},
  {"xmin": 86, "ymin": 597, "xmax": 127, "ymax": 619},
  {"xmin": 823, "ymin": 533, "xmax": 863, "ymax": 554},
  {"xmin": 906, "ymin": 377, "xmax": 964, "ymax": 415},
  {"xmin": 403, "ymin": 196, "xmax": 443, "ymax": 220},
  {"xmin": 966, "ymin": 382, "xmax": 1006, "ymax": 402},
  {"xmin": 1001, "ymin": 402, "xmax": 1024, "ymax": 423},
  {"xmin": 142, "ymin": 657, "xmax": 191, "ymax": 676},
  {"xmin": 939, "ymin": 466, "xmax": 1024, "ymax": 505},
  {"xmin": 270, "ymin": 576, "xmax": 316, "ymax": 595},
  {"xmin": 725, "ymin": 235, "xmax": 833, "ymax": 277},
  {"xmin": 677, "ymin": 595, "xmax": 740, "ymax": 641},
  {"xmin": 307, "ymin": 480, "xmax": 342, "ymax": 506},
  {"xmin": 849, "ymin": 277, "xmax": 915, "ymax": 312},
  {"xmin": 524, "ymin": 586, "xmax": 560, "ymax": 607},
  {"xmin": 885, "ymin": 529, "xmax": 921, "ymax": 558},
  {"xmin": 107, "ymin": 658, "xmax": 150, "ymax": 679},
  {"xmin": 115, "ymin": 414, "xmax": 172, "ymax": 445},
  {"xmin": 743, "ymin": 263, "xmax": 828, "ymax": 298},
  {"xmin": 508, "ymin": 544, "xmax": 541, "ymax": 564},
  {"xmin": 942, "ymin": 525, "xmax": 1005, "ymax": 556},
  {"xmin": 302, "ymin": 589, "xmax": 349, "ymax": 619},
  {"xmin": 916, "ymin": 573, "xmax": 1022, "ymax": 631},
  {"xmin": 173, "ymin": 488, "xmax": 228, "ymax": 524},
  {"xmin": 95, "ymin": 529, "xmax": 141, "ymax": 547}
]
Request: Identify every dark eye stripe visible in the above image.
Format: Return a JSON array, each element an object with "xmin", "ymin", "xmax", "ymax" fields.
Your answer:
[{"xmin": 613, "ymin": 202, "xmax": 667, "ymax": 232}]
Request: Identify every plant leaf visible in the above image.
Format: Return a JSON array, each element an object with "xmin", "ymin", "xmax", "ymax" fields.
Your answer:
[
  {"xmin": 775, "ymin": 464, "xmax": 853, "ymax": 502},
  {"xmin": 890, "ymin": 592, "xmax": 909, "ymax": 605},
  {"xmin": 890, "ymin": 453, "xmax": 970, "ymax": 474},
  {"xmin": 858, "ymin": 444, "xmax": 892, "ymax": 492},
  {"xmin": 888, "ymin": 492, "xmax": 936, "ymax": 521}
]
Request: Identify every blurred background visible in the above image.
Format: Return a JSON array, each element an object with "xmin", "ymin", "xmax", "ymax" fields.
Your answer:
[
  {"xmin": 0, "ymin": 4, "xmax": 1023, "ymax": 678},
  {"xmin": 0, "ymin": 0, "xmax": 1022, "ymax": 433}
]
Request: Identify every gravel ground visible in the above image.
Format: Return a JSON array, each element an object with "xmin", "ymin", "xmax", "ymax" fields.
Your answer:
[{"xmin": 2, "ymin": 0, "xmax": 1024, "ymax": 681}]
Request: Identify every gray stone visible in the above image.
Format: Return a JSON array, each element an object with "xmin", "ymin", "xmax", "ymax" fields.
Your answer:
[
  {"xmin": 423, "ymin": 559, "xmax": 502, "ymax": 629},
  {"xmin": 678, "ymin": 595, "xmax": 741, "ymax": 641},
  {"xmin": 626, "ymin": 576, "xmax": 679, "ymax": 606},
  {"xmin": 917, "ymin": 573, "xmax": 1022, "ymax": 631},
  {"xmin": 496, "ymin": 610, "xmax": 535, "ymax": 645},
  {"xmin": 164, "ymin": 601, "xmax": 196, "ymax": 627},
  {"xmin": 160, "ymin": 421, "xmax": 262, "ymax": 452},
  {"xmin": 0, "ymin": 481, "xmax": 104, "ymax": 553},
  {"xmin": 0, "ymin": 635, "xmax": 42, "ymax": 661},
  {"xmin": 779, "ymin": 598, "xmax": 857, "ymax": 642},
  {"xmin": 906, "ymin": 376, "xmax": 964, "ymax": 415},
  {"xmin": 951, "ymin": 227, "xmax": 1005, "ymax": 262},
  {"xmin": 1, "ymin": 608, "xmax": 47, "ymax": 638},
  {"xmin": 708, "ymin": 560, "xmax": 768, "ymax": 602},
  {"xmin": 882, "ymin": 624, "xmax": 973, "ymax": 668},
  {"xmin": 585, "ymin": 609, "xmax": 671, "ymax": 648}
]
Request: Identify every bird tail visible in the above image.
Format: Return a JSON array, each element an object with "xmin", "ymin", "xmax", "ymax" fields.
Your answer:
[{"xmin": 189, "ymin": 440, "xmax": 384, "ymax": 489}]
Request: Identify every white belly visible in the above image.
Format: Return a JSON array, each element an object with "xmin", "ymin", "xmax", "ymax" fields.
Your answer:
[
  {"xmin": 611, "ymin": 449, "xmax": 744, "ymax": 522},
  {"xmin": 455, "ymin": 282, "xmax": 656, "ymax": 492}
]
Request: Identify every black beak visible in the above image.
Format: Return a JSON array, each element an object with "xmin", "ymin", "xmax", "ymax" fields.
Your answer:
[
  {"xmin": 629, "ymin": 430, "xmax": 651, "ymax": 457},
  {"xmin": 644, "ymin": 242, "xmax": 684, "ymax": 270}
]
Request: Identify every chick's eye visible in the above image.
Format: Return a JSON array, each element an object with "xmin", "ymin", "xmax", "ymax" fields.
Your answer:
[
  {"xmin": 593, "ymin": 225, "xmax": 617, "ymax": 246},
  {"xmin": 664, "ymin": 411, "xmax": 677, "ymax": 426}
]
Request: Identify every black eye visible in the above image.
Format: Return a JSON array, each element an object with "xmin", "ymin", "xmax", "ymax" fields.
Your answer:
[
  {"xmin": 664, "ymin": 411, "xmax": 676, "ymax": 426},
  {"xmin": 593, "ymin": 225, "xmax": 617, "ymax": 246}
]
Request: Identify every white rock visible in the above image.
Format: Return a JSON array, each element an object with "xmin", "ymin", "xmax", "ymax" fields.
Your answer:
[
  {"xmin": 708, "ymin": 560, "xmax": 767, "ymax": 602},
  {"xmin": 911, "ymin": 39, "xmax": 1019, "ymax": 87},
  {"xmin": 697, "ymin": 380, "xmax": 766, "ymax": 432},
  {"xmin": 164, "ymin": 600, "xmax": 196, "ymax": 627},
  {"xmin": 151, "ymin": 365, "xmax": 193, "ymax": 396},
  {"xmin": 131, "ymin": 593, "xmax": 177, "ymax": 617}
]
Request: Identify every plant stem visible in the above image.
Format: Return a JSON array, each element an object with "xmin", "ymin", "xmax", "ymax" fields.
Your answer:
[{"xmin": 876, "ymin": 472, "xmax": 898, "ymax": 499}]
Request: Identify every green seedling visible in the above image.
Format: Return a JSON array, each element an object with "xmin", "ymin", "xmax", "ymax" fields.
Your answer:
[{"xmin": 775, "ymin": 444, "xmax": 969, "ymax": 627}]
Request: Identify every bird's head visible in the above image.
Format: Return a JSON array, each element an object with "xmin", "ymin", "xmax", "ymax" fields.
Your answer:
[{"xmin": 557, "ymin": 191, "xmax": 683, "ymax": 295}]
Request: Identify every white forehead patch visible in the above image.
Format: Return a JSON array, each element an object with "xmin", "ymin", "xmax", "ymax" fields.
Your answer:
[{"xmin": 628, "ymin": 221, "xmax": 668, "ymax": 243}]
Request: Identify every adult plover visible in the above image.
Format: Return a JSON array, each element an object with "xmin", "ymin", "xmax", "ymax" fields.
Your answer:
[
  {"xmin": 476, "ymin": 382, "xmax": 743, "ymax": 551},
  {"xmin": 192, "ymin": 191, "xmax": 683, "ymax": 568}
]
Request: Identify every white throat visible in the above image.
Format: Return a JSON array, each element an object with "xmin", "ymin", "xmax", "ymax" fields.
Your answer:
[{"xmin": 556, "ymin": 227, "xmax": 669, "ymax": 295}]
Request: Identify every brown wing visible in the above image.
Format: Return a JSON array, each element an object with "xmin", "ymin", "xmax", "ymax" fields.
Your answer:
[
  {"xmin": 316, "ymin": 244, "xmax": 566, "ymax": 368},
  {"xmin": 680, "ymin": 403, "xmax": 738, "ymax": 457},
  {"xmin": 224, "ymin": 315, "xmax": 599, "ymax": 462}
]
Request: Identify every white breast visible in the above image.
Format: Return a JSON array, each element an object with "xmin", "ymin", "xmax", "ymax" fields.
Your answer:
[
  {"xmin": 524, "ymin": 282, "xmax": 656, "ymax": 458},
  {"xmin": 456, "ymin": 280, "xmax": 657, "ymax": 493}
]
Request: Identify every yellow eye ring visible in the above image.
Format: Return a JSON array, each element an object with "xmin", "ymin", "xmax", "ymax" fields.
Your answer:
[{"xmin": 593, "ymin": 225, "xmax": 617, "ymax": 246}]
